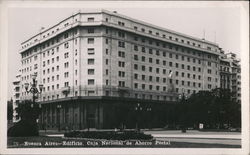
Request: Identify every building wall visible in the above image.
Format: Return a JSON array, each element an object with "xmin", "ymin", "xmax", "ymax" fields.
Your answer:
[
  {"xmin": 16, "ymin": 10, "xmax": 242, "ymax": 129},
  {"xmin": 19, "ymin": 10, "xmax": 223, "ymax": 103}
]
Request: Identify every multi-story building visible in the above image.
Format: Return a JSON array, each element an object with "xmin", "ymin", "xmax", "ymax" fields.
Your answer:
[
  {"xmin": 12, "ymin": 71, "xmax": 21, "ymax": 122},
  {"xmin": 19, "ymin": 10, "xmax": 223, "ymax": 129}
]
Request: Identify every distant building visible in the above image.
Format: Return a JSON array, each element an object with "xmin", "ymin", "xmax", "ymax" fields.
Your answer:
[
  {"xmin": 18, "ymin": 10, "xmax": 238, "ymax": 129},
  {"xmin": 219, "ymin": 51, "xmax": 241, "ymax": 103},
  {"xmin": 13, "ymin": 71, "xmax": 21, "ymax": 122}
]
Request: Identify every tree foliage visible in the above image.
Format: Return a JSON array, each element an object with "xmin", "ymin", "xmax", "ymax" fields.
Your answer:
[
  {"xmin": 178, "ymin": 88, "xmax": 241, "ymax": 129},
  {"xmin": 8, "ymin": 100, "xmax": 41, "ymax": 137}
]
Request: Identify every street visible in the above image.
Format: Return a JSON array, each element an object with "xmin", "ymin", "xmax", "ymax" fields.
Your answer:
[{"xmin": 144, "ymin": 130, "xmax": 241, "ymax": 146}]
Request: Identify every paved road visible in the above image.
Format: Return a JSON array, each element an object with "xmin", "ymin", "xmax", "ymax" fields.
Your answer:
[
  {"xmin": 41, "ymin": 130, "xmax": 241, "ymax": 146},
  {"xmin": 144, "ymin": 130, "xmax": 241, "ymax": 146}
]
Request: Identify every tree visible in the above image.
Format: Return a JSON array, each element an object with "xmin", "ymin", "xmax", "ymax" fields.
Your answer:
[
  {"xmin": 8, "ymin": 100, "xmax": 41, "ymax": 137},
  {"xmin": 177, "ymin": 88, "xmax": 241, "ymax": 129},
  {"xmin": 7, "ymin": 99, "xmax": 13, "ymax": 121}
]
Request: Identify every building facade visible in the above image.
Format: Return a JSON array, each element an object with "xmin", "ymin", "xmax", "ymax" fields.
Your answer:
[
  {"xmin": 19, "ymin": 10, "xmax": 228, "ymax": 129},
  {"xmin": 12, "ymin": 71, "xmax": 21, "ymax": 122}
]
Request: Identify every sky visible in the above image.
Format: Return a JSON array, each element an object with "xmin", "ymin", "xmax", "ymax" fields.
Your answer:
[{"xmin": 7, "ymin": 2, "xmax": 245, "ymax": 99}]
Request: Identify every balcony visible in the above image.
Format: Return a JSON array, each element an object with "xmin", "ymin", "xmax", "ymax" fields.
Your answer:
[{"xmin": 61, "ymin": 86, "xmax": 70, "ymax": 95}]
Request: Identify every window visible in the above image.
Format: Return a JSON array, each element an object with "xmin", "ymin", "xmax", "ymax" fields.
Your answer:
[
  {"xmin": 134, "ymin": 73, "xmax": 138, "ymax": 79},
  {"xmin": 149, "ymin": 67, "xmax": 152, "ymax": 72},
  {"xmin": 88, "ymin": 48, "xmax": 95, "ymax": 55},
  {"xmin": 193, "ymin": 66, "xmax": 196, "ymax": 71},
  {"xmin": 118, "ymin": 71, "xmax": 125, "ymax": 77},
  {"xmin": 198, "ymin": 67, "xmax": 201, "ymax": 72},
  {"xmin": 88, "ymin": 69, "xmax": 95, "ymax": 75},
  {"xmin": 141, "ymin": 65, "xmax": 146, "ymax": 71},
  {"xmin": 88, "ymin": 79, "xmax": 95, "ymax": 85},
  {"xmin": 175, "ymin": 63, "xmax": 179, "ymax": 68},
  {"xmin": 141, "ymin": 56, "xmax": 145, "ymax": 62},
  {"xmin": 87, "ymin": 17, "xmax": 94, "ymax": 22},
  {"xmin": 56, "ymin": 66, "xmax": 59, "ymax": 71},
  {"xmin": 141, "ymin": 47, "xmax": 145, "ymax": 53},
  {"xmin": 118, "ymin": 31, "xmax": 125, "ymax": 38},
  {"xmin": 64, "ymin": 72, "xmax": 69, "ymax": 78},
  {"xmin": 118, "ymin": 81, "xmax": 125, "ymax": 87},
  {"xmin": 208, "ymin": 69, "xmax": 212, "ymax": 74},
  {"xmin": 118, "ymin": 41, "xmax": 125, "ymax": 48},
  {"xmin": 163, "ymin": 69, "xmax": 166, "ymax": 74},
  {"xmin": 169, "ymin": 62, "xmax": 172, "ymax": 67},
  {"xmin": 106, "ymin": 59, "xmax": 109, "ymax": 65},
  {"xmin": 182, "ymin": 72, "xmax": 185, "ymax": 77},
  {"xmin": 134, "ymin": 83, "xmax": 138, "ymax": 89},
  {"xmin": 64, "ymin": 52, "xmax": 69, "ymax": 58},
  {"xmin": 118, "ymin": 21, "xmax": 125, "ymax": 26},
  {"xmin": 134, "ymin": 64, "xmax": 138, "ymax": 70},
  {"xmin": 156, "ymin": 77, "xmax": 160, "ymax": 82},
  {"xmin": 64, "ymin": 33, "xmax": 68, "ymax": 39},
  {"xmin": 175, "ymin": 71, "xmax": 179, "ymax": 76},
  {"xmin": 106, "ymin": 69, "xmax": 108, "ymax": 75},
  {"xmin": 156, "ymin": 59, "xmax": 160, "ymax": 64},
  {"xmin": 106, "ymin": 38, "xmax": 109, "ymax": 44},
  {"xmin": 208, "ymin": 62, "xmax": 211, "ymax": 66},
  {"xmin": 148, "ymin": 58, "xmax": 152, "ymax": 63},
  {"xmin": 64, "ymin": 42, "xmax": 69, "ymax": 48},
  {"xmin": 208, "ymin": 84, "xmax": 212, "ymax": 89},
  {"xmin": 88, "ymin": 28, "xmax": 94, "ymax": 33},
  {"xmin": 118, "ymin": 61, "xmax": 125, "ymax": 67},
  {"xmin": 134, "ymin": 55, "xmax": 138, "ymax": 60},
  {"xmin": 118, "ymin": 51, "xmax": 125, "ymax": 58},
  {"xmin": 156, "ymin": 50, "xmax": 160, "ymax": 56},
  {"xmin": 149, "ymin": 49, "xmax": 153, "ymax": 54},
  {"xmin": 64, "ymin": 62, "xmax": 69, "ymax": 68},
  {"xmin": 156, "ymin": 68, "xmax": 160, "ymax": 74},
  {"xmin": 88, "ymin": 59, "xmax": 95, "ymax": 65},
  {"xmin": 87, "ymin": 38, "xmax": 94, "ymax": 44},
  {"xmin": 182, "ymin": 81, "xmax": 185, "ymax": 86},
  {"xmin": 134, "ymin": 45, "xmax": 138, "ymax": 51}
]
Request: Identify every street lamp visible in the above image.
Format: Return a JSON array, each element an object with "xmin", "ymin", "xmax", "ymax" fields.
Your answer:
[
  {"xmin": 135, "ymin": 103, "xmax": 143, "ymax": 131},
  {"xmin": 24, "ymin": 73, "xmax": 43, "ymax": 129},
  {"xmin": 24, "ymin": 74, "xmax": 43, "ymax": 106}
]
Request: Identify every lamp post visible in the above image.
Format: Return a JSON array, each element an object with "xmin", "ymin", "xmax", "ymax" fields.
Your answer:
[
  {"xmin": 135, "ymin": 103, "xmax": 143, "ymax": 131},
  {"xmin": 57, "ymin": 104, "xmax": 62, "ymax": 131},
  {"xmin": 24, "ymin": 73, "xmax": 43, "ymax": 128}
]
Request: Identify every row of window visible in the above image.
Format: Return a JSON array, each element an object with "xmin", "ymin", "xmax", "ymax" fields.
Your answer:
[
  {"xmin": 133, "ymin": 73, "xmax": 210, "ymax": 81},
  {"xmin": 133, "ymin": 64, "xmax": 214, "ymax": 74},
  {"xmin": 133, "ymin": 82, "xmax": 203, "ymax": 91},
  {"xmin": 133, "ymin": 44, "xmax": 218, "ymax": 61},
  {"xmin": 132, "ymin": 24, "xmax": 214, "ymax": 51},
  {"xmin": 22, "ymin": 16, "xmax": 98, "ymax": 50},
  {"xmin": 21, "ymin": 28, "xmax": 78, "ymax": 58}
]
